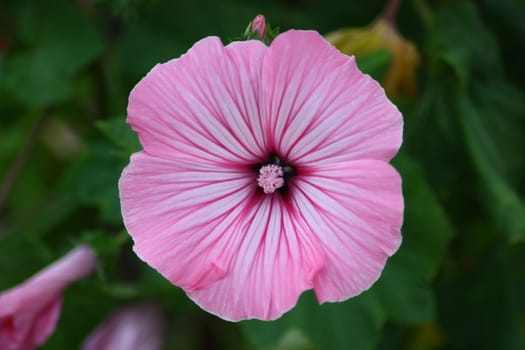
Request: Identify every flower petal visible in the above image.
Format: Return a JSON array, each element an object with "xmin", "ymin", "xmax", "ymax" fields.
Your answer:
[
  {"xmin": 189, "ymin": 195, "xmax": 325, "ymax": 321},
  {"xmin": 0, "ymin": 299, "xmax": 61, "ymax": 350},
  {"xmin": 29, "ymin": 298, "xmax": 62, "ymax": 348},
  {"xmin": 0, "ymin": 245, "xmax": 97, "ymax": 316},
  {"xmin": 119, "ymin": 153, "xmax": 326, "ymax": 321},
  {"xmin": 119, "ymin": 152, "xmax": 255, "ymax": 291},
  {"xmin": 128, "ymin": 37, "xmax": 268, "ymax": 165},
  {"xmin": 262, "ymin": 30, "xmax": 402, "ymax": 165},
  {"xmin": 291, "ymin": 160, "xmax": 403, "ymax": 302},
  {"xmin": 0, "ymin": 246, "xmax": 96, "ymax": 350}
]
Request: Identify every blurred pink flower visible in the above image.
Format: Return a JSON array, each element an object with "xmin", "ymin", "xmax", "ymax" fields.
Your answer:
[
  {"xmin": 82, "ymin": 302, "xmax": 164, "ymax": 350},
  {"xmin": 251, "ymin": 15, "xmax": 266, "ymax": 38},
  {"xmin": 119, "ymin": 30, "xmax": 403, "ymax": 321},
  {"xmin": 0, "ymin": 245, "xmax": 97, "ymax": 350}
]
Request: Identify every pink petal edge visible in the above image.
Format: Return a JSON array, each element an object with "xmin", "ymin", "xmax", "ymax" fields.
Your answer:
[
  {"xmin": 293, "ymin": 160, "xmax": 403, "ymax": 302},
  {"xmin": 127, "ymin": 37, "xmax": 268, "ymax": 166},
  {"xmin": 262, "ymin": 30, "xmax": 403, "ymax": 165}
]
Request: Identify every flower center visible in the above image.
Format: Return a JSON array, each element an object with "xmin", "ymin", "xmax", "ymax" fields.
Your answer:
[
  {"xmin": 255, "ymin": 154, "xmax": 296, "ymax": 195},
  {"xmin": 257, "ymin": 164, "xmax": 284, "ymax": 194}
]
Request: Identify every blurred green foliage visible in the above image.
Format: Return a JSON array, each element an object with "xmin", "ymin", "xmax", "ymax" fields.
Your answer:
[{"xmin": 0, "ymin": 0, "xmax": 524, "ymax": 349}]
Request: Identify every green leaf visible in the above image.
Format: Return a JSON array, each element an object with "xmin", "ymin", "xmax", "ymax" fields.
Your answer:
[
  {"xmin": 242, "ymin": 290, "xmax": 385, "ymax": 350},
  {"xmin": 438, "ymin": 252, "xmax": 525, "ymax": 349},
  {"xmin": 96, "ymin": 117, "xmax": 141, "ymax": 155},
  {"xmin": 16, "ymin": 0, "xmax": 103, "ymax": 73},
  {"xmin": 427, "ymin": 2, "xmax": 502, "ymax": 85},
  {"xmin": 468, "ymin": 81, "xmax": 525, "ymax": 186},
  {"xmin": 6, "ymin": 48, "xmax": 73, "ymax": 107},
  {"xmin": 394, "ymin": 156, "xmax": 454, "ymax": 280},
  {"xmin": 404, "ymin": 80, "xmax": 472, "ymax": 196},
  {"xmin": 78, "ymin": 229, "xmax": 130, "ymax": 266},
  {"xmin": 356, "ymin": 49, "xmax": 393, "ymax": 82},
  {"xmin": 416, "ymin": 0, "xmax": 525, "ymax": 243},
  {"xmin": 378, "ymin": 155, "xmax": 453, "ymax": 324},
  {"xmin": 62, "ymin": 137, "xmax": 127, "ymax": 225},
  {"xmin": 0, "ymin": 197, "xmax": 75, "ymax": 289},
  {"xmin": 457, "ymin": 93, "xmax": 525, "ymax": 242},
  {"xmin": 5, "ymin": 0, "xmax": 103, "ymax": 106}
]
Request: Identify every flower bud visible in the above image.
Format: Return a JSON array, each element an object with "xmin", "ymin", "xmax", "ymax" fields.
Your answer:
[
  {"xmin": 82, "ymin": 302, "xmax": 165, "ymax": 350},
  {"xmin": 0, "ymin": 246, "xmax": 98, "ymax": 350},
  {"xmin": 251, "ymin": 15, "xmax": 266, "ymax": 38}
]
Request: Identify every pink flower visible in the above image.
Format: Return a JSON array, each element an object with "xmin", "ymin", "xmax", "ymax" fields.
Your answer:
[
  {"xmin": 82, "ymin": 302, "xmax": 164, "ymax": 350},
  {"xmin": 251, "ymin": 15, "xmax": 266, "ymax": 38},
  {"xmin": 0, "ymin": 245, "xmax": 97, "ymax": 350},
  {"xmin": 119, "ymin": 30, "xmax": 403, "ymax": 321}
]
